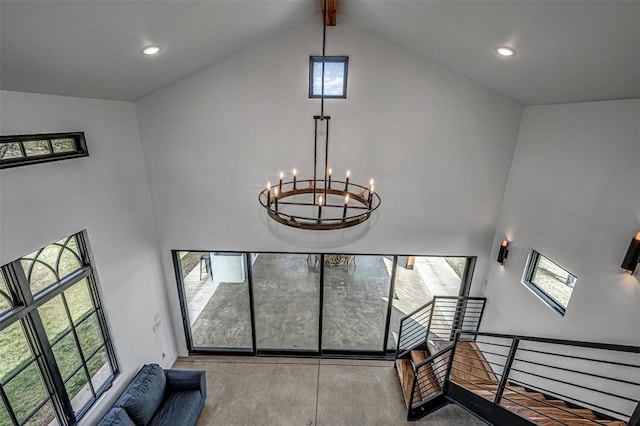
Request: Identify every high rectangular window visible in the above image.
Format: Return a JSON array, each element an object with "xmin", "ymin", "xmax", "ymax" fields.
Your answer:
[
  {"xmin": 523, "ymin": 250, "xmax": 577, "ymax": 315},
  {"xmin": 0, "ymin": 231, "xmax": 117, "ymax": 425},
  {"xmin": 0, "ymin": 132, "xmax": 88, "ymax": 169},
  {"xmin": 309, "ymin": 56, "xmax": 349, "ymax": 98}
]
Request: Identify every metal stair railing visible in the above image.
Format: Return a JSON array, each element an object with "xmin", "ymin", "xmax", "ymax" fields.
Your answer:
[
  {"xmin": 445, "ymin": 330, "xmax": 640, "ymax": 425},
  {"xmin": 394, "ymin": 296, "xmax": 487, "ymax": 420},
  {"xmin": 395, "ymin": 296, "xmax": 487, "ymax": 358}
]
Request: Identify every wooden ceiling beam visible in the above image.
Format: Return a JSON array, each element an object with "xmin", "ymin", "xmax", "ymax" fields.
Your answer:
[{"xmin": 320, "ymin": 0, "xmax": 338, "ymax": 26}]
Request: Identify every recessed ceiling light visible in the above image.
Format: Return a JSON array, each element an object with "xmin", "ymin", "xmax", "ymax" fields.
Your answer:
[
  {"xmin": 496, "ymin": 46, "xmax": 516, "ymax": 57},
  {"xmin": 141, "ymin": 46, "xmax": 161, "ymax": 56}
]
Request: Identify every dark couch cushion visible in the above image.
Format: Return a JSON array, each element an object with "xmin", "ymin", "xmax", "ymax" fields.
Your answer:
[
  {"xmin": 117, "ymin": 364, "xmax": 167, "ymax": 426},
  {"xmin": 97, "ymin": 407, "xmax": 137, "ymax": 426},
  {"xmin": 148, "ymin": 391, "xmax": 203, "ymax": 426}
]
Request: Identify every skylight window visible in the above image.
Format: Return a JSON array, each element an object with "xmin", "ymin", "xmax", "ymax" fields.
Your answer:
[{"xmin": 309, "ymin": 56, "xmax": 348, "ymax": 98}]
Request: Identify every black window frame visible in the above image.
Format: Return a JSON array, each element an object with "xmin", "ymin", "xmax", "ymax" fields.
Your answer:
[
  {"xmin": 0, "ymin": 132, "xmax": 89, "ymax": 170},
  {"xmin": 172, "ymin": 250, "xmax": 476, "ymax": 358},
  {"xmin": 309, "ymin": 56, "xmax": 349, "ymax": 99},
  {"xmin": 522, "ymin": 250, "xmax": 577, "ymax": 316},
  {"xmin": 0, "ymin": 231, "xmax": 118, "ymax": 425}
]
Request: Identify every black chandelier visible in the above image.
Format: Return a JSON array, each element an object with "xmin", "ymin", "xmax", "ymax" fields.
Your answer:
[{"xmin": 258, "ymin": 0, "xmax": 381, "ymax": 231}]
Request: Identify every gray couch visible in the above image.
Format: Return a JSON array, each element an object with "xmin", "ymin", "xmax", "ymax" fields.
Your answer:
[{"xmin": 97, "ymin": 364, "xmax": 206, "ymax": 426}]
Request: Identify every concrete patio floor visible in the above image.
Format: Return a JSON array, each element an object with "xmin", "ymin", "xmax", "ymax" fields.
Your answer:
[{"xmin": 183, "ymin": 253, "xmax": 463, "ymax": 352}]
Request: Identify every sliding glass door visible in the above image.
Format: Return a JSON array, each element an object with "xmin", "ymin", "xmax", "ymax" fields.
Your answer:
[
  {"xmin": 321, "ymin": 254, "xmax": 392, "ymax": 352},
  {"xmin": 386, "ymin": 256, "xmax": 469, "ymax": 350},
  {"xmin": 174, "ymin": 251, "xmax": 474, "ymax": 357},
  {"xmin": 251, "ymin": 253, "xmax": 320, "ymax": 352},
  {"xmin": 176, "ymin": 251, "xmax": 253, "ymax": 351}
]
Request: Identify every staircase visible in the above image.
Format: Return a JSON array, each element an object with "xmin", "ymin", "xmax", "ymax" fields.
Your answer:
[{"xmin": 394, "ymin": 297, "xmax": 640, "ymax": 425}]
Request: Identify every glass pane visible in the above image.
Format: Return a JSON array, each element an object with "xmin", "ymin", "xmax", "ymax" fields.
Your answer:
[
  {"xmin": 52, "ymin": 333, "xmax": 82, "ymax": 380},
  {"xmin": 88, "ymin": 347, "xmax": 112, "ymax": 390},
  {"xmin": 40, "ymin": 296, "xmax": 71, "ymax": 342},
  {"xmin": 23, "ymin": 140, "xmax": 51, "ymax": 157},
  {"xmin": 57, "ymin": 248, "xmax": 82, "ymax": 280},
  {"xmin": 64, "ymin": 237, "xmax": 80, "ymax": 259},
  {"xmin": 253, "ymin": 253, "xmax": 319, "ymax": 351},
  {"xmin": 322, "ymin": 255, "xmax": 389, "ymax": 351},
  {"xmin": 65, "ymin": 369, "xmax": 92, "ymax": 413},
  {"xmin": 0, "ymin": 322, "xmax": 33, "ymax": 382},
  {"xmin": 77, "ymin": 314, "xmax": 103, "ymax": 357},
  {"xmin": 0, "ymin": 142, "xmax": 24, "ymax": 160},
  {"xmin": 0, "ymin": 273, "xmax": 12, "ymax": 314},
  {"xmin": 388, "ymin": 256, "xmax": 464, "ymax": 350},
  {"xmin": 51, "ymin": 138, "xmax": 75, "ymax": 154},
  {"xmin": 532, "ymin": 254, "xmax": 576, "ymax": 309},
  {"xmin": 312, "ymin": 60, "xmax": 346, "ymax": 96},
  {"xmin": 24, "ymin": 401, "xmax": 57, "ymax": 426},
  {"xmin": 21, "ymin": 259, "xmax": 58, "ymax": 295},
  {"xmin": 65, "ymin": 279, "xmax": 94, "ymax": 324},
  {"xmin": 5, "ymin": 362, "xmax": 48, "ymax": 423},
  {"xmin": 183, "ymin": 252, "xmax": 253, "ymax": 349},
  {"xmin": 0, "ymin": 399, "xmax": 10, "ymax": 426}
]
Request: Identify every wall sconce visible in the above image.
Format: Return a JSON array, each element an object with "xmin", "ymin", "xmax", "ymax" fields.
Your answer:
[
  {"xmin": 497, "ymin": 240, "xmax": 509, "ymax": 264},
  {"xmin": 621, "ymin": 232, "xmax": 640, "ymax": 274}
]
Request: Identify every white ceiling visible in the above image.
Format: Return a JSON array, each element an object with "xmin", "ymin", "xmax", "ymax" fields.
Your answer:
[
  {"xmin": 0, "ymin": 1, "xmax": 316, "ymax": 101},
  {"xmin": 1, "ymin": 1, "xmax": 639, "ymax": 105},
  {"xmin": 342, "ymin": 0, "xmax": 640, "ymax": 105}
]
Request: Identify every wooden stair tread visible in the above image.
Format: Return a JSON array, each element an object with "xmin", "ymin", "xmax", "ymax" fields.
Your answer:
[
  {"xmin": 395, "ymin": 359, "xmax": 415, "ymax": 408},
  {"xmin": 396, "ymin": 340, "xmax": 627, "ymax": 426},
  {"xmin": 410, "ymin": 350, "xmax": 429, "ymax": 365},
  {"xmin": 427, "ymin": 339, "xmax": 453, "ymax": 356},
  {"xmin": 414, "ymin": 359, "xmax": 442, "ymax": 401},
  {"xmin": 451, "ymin": 341, "xmax": 498, "ymax": 383},
  {"xmin": 500, "ymin": 398, "xmax": 622, "ymax": 425},
  {"xmin": 446, "ymin": 361, "xmax": 615, "ymax": 425}
]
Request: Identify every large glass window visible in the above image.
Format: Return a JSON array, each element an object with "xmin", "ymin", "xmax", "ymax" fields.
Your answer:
[
  {"xmin": 523, "ymin": 250, "xmax": 577, "ymax": 315},
  {"xmin": 0, "ymin": 231, "xmax": 117, "ymax": 425},
  {"xmin": 322, "ymin": 254, "xmax": 390, "ymax": 351},
  {"xmin": 387, "ymin": 256, "xmax": 466, "ymax": 349},
  {"xmin": 252, "ymin": 253, "xmax": 320, "ymax": 351},
  {"xmin": 174, "ymin": 250, "xmax": 474, "ymax": 357},
  {"xmin": 178, "ymin": 252, "xmax": 252, "ymax": 350}
]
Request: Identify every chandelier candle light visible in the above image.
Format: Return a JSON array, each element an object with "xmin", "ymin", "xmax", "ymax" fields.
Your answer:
[{"xmin": 258, "ymin": 0, "xmax": 380, "ymax": 230}]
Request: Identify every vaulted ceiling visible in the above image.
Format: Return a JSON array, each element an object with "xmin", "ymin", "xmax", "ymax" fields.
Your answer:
[{"xmin": 1, "ymin": 0, "xmax": 639, "ymax": 104}]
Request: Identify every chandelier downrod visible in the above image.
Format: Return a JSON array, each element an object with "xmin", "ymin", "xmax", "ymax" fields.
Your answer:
[{"xmin": 258, "ymin": 0, "xmax": 380, "ymax": 231}]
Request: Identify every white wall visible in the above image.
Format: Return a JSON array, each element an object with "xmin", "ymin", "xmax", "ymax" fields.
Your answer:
[
  {"xmin": 135, "ymin": 18, "xmax": 523, "ymax": 354},
  {"xmin": 0, "ymin": 90, "xmax": 176, "ymax": 424},
  {"xmin": 481, "ymin": 99, "xmax": 640, "ymax": 346}
]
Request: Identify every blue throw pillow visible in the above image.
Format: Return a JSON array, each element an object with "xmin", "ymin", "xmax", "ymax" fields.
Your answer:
[{"xmin": 118, "ymin": 364, "xmax": 167, "ymax": 425}]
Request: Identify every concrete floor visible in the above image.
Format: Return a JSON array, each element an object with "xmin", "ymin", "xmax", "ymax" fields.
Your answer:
[
  {"xmin": 185, "ymin": 253, "xmax": 463, "ymax": 352},
  {"xmin": 173, "ymin": 356, "xmax": 486, "ymax": 426}
]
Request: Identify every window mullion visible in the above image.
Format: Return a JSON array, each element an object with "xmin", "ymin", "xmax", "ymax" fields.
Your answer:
[
  {"xmin": 0, "ymin": 385, "xmax": 19, "ymax": 426},
  {"xmin": 24, "ymin": 308, "xmax": 76, "ymax": 425},
  {"xmin": 61, "ymin": 292, "xmax": 97, "ymax": 397},
  {"xmin": 79, "ymin": 231, "xmax": 119, "ymax": 373},
  {"xmin": 13, "ymin": 259, "xmax": 75, "ymax": 426}
]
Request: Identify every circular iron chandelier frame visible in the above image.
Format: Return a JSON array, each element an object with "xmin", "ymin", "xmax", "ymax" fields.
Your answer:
[{"xmin": 259, "ymin": 179, "xmax": 381, "ymax": 230}]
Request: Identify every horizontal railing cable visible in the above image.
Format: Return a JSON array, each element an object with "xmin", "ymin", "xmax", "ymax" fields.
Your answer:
[
  {"xmin": 454, "ymin": 330, "xmax": 639, "ymax": 422},
  {"xmin": 507, "ymin": 379, "xmax": 632, "ymax": 420},
  {"xmin": 513, "ymin": 356, "xmax": 640, "ymax": 388},
  {"xmin": 499, "ymin": 383, "xmax": 615, "ymax": 425},
  {"xmin": 508, "ymin": 366, "xmax": 638, "ymax": 403},
  {"xmin": 517, "ymin": 346, "xmax": 640, "ymax": 369}
]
